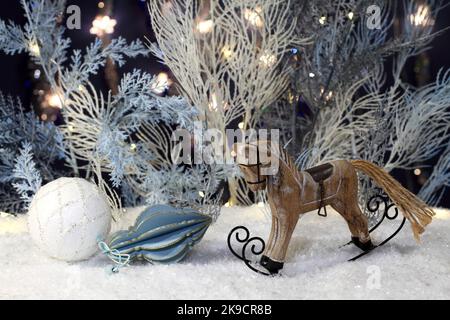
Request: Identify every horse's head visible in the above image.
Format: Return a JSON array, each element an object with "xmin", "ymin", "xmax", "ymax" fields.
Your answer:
[{"xmin": 232, "ymin": 140, "xmax": 279, "ymax": 192}]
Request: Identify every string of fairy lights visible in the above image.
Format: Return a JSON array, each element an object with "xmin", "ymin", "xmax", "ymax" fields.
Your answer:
[
  {"xmin": 31, "ymin": 2, "xmax": 278, "ymax": 121},
  {"xmin": 27, "ymin": 1, "xmax": 435, "ymax": 190},
  {"xmin": 409, "ymin": 2, "xmax": 434, "ymax": 186},
  {"xmin": 32, "ymin": 0, "xmax": 174, "ymax": 123}
]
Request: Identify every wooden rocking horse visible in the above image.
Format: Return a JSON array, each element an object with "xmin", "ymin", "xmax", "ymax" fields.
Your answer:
[{"xmin": 232, "ymin": 141, "xmax": 435, "ymax": 274}]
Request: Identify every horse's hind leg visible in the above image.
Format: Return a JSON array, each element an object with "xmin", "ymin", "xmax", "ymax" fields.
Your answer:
[{"xmin": 331, "ymin": 200, "xmax": 373, "ymax": 251}]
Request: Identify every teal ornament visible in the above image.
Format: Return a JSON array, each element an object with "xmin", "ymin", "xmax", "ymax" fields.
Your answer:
[{"xmin": 99, "ymin": 205, "xmax": 212, "ymax": 271}]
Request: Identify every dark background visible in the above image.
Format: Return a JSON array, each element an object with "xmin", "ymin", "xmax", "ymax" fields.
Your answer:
[
  {"xmin": 0, "ymin": 0, "xmax": 449, "ymax": 207},
  {"xmin": 0, "ymin": 0, "xmax": 163, "ymax": 103}
]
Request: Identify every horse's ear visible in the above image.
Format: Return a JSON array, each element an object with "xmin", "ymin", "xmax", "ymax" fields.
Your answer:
[{"xmin": 257, "ymin": 139, "xmax": 280, "ymax": 175}]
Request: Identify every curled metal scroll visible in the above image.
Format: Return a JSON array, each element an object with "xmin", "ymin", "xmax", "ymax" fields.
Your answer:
[
  {"xmin": 227, "ymin": 226, "xmax": 271, "ymax": 276},
  {"xmin": 348, "ymin": 194, "xmax": 406, "ymax": 261}
]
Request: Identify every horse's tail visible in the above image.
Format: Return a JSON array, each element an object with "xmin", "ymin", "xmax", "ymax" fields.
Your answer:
[{"xmin": 350, "ymin": 160, "xmax": 435, "ymax": 242}]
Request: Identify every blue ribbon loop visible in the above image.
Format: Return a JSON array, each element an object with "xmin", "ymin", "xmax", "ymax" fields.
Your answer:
[{"xmin": 98, "ymin": 241, "xmax": 131, "ymax": 273}]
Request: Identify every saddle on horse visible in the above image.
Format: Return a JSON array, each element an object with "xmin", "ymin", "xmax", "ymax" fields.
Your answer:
[{"xmin": 305, "ymin": 163, "xmax": 334, "ymax": 217}]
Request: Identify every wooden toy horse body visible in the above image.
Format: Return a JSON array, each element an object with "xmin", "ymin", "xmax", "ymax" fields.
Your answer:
[
  {"xmin": 263, "ymin": 159, "xmax": 370, "ymax": 269},
  {"xmin": 235, "ymin": 142, "xmax": 435, "ymax": 274}
]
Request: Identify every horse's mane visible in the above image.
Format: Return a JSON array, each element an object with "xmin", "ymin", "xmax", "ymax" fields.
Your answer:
[{"xmin": 272, "ymin": 144, "xmax": 303, "ymax": 186}]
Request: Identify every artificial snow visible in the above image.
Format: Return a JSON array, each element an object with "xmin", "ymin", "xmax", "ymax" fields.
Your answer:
[{"xmin": 0, "ymin": 206, "xmax": 449, "ymax": 300}]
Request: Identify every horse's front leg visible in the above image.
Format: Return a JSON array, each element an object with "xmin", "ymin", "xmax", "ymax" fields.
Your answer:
[
  {"xmin": 263, "ymin": 214, "xmax": 279, "ymax": 257},
  {"xmin": 261, "ymin": 213, "xmax": 299, "ymax": 274}
]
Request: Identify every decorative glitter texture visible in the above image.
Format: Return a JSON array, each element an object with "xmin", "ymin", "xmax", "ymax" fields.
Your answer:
[{"xmin": 27, "ymin": 178, "xmax": 111, "ymax": 262}]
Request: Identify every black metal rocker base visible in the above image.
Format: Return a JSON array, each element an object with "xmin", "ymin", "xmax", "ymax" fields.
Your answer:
[
  {"xmin": 227, "ymin": 226, "xmax": 273, "ymax": 276},
  {"xmin": 227, "ymin": 194, "xmax": 406, "ymax": 276},
  {"xmin": 343, "ymin": 194, "xmax": 406, "ymax": 261}
]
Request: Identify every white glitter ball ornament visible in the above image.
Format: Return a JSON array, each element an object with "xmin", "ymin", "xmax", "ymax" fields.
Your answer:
[{"xmin": 28, "ymin": 178, "xmax": 112, "ymax": 262}]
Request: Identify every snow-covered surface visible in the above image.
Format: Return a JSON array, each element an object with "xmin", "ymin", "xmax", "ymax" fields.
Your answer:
[{"xmin": 1, "ymin": 206, "xmax": 449, "ymax": 300}]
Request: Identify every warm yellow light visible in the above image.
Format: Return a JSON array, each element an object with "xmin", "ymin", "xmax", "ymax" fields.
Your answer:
[
  {"xmin": 221, "ymin": 46, "xmax": 234, "ymax": 60},
  {"xmin": 209, "ymin": 93, "xmax": 218, "ymax": 111},
  {"xmin": 348, "ymin": 12, "xmax": 354, "ymax": 20},
  {"xmin": 244, "ymin": 7, "xmax": 264, "ymax": 28},
  {"xmin": 90, "ymin": 15, "xmax": 117, "ymax": 37},
  {"xmin": 196, "ymin": 19, "xmax": 213, "ymax": 34},
  {"xmin": 98, "ymin": 2, "xmax": 105, "ymax": 9},
  {"xmin": 224, "ymin": 200, "xmax": 234, "ymax": 208},
  {"xmin": 29, "ymin": 42, "xmax": 40, "ymax": 56},
  {"xmin": 199, "ymin": 191, "xmax": 205, "ymax": 198},
  {"xmin": 414, "ymin": 168, "xmax": 422, "ymax": 176},
  {"xmin": 68, "ymin": 125, "xmax": 75, "ymax": 132},
  {"xmin": 410, "ymin": 4, "xmax": 432, "ymax": 27},
  {"xmin": 238, "ymin": 122, "xmax": 245, "ymax": 129},
  {"xmin": 288, "ymin": 92, "xmax": 297, "ymax": 104},
  {"xmin": 257, "ymin": 201, "xmax": 265, "ymax": 208},
  {"xmin": 130, "ymin": 143, "xmax": 137, "ymax": 151},
  {"xmin": 319, "ymin": 16, "xmax": 327, "ymax": 25},
  {"xmin": 208, "ymin": 92, "xmax": 228, "ymax": 111},
  {"xmin": 45, "ymin": 93, "xmax": 63, "ymax": 109},
  {"xmin": 151, "ymin": 72, "xmax": 172, "ymax": 94},
  {"xmin": 319, "ymin": 87, "xmax": 334, "ymax": 101},
  {"xmin": 259, "ymin": 52, "xmax": 277, "ymax": 67}
]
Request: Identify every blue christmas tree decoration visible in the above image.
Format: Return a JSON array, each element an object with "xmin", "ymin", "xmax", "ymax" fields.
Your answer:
[{"xmin": 100, "ymin": 205, "xmax": 212, "ymax": 270}]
